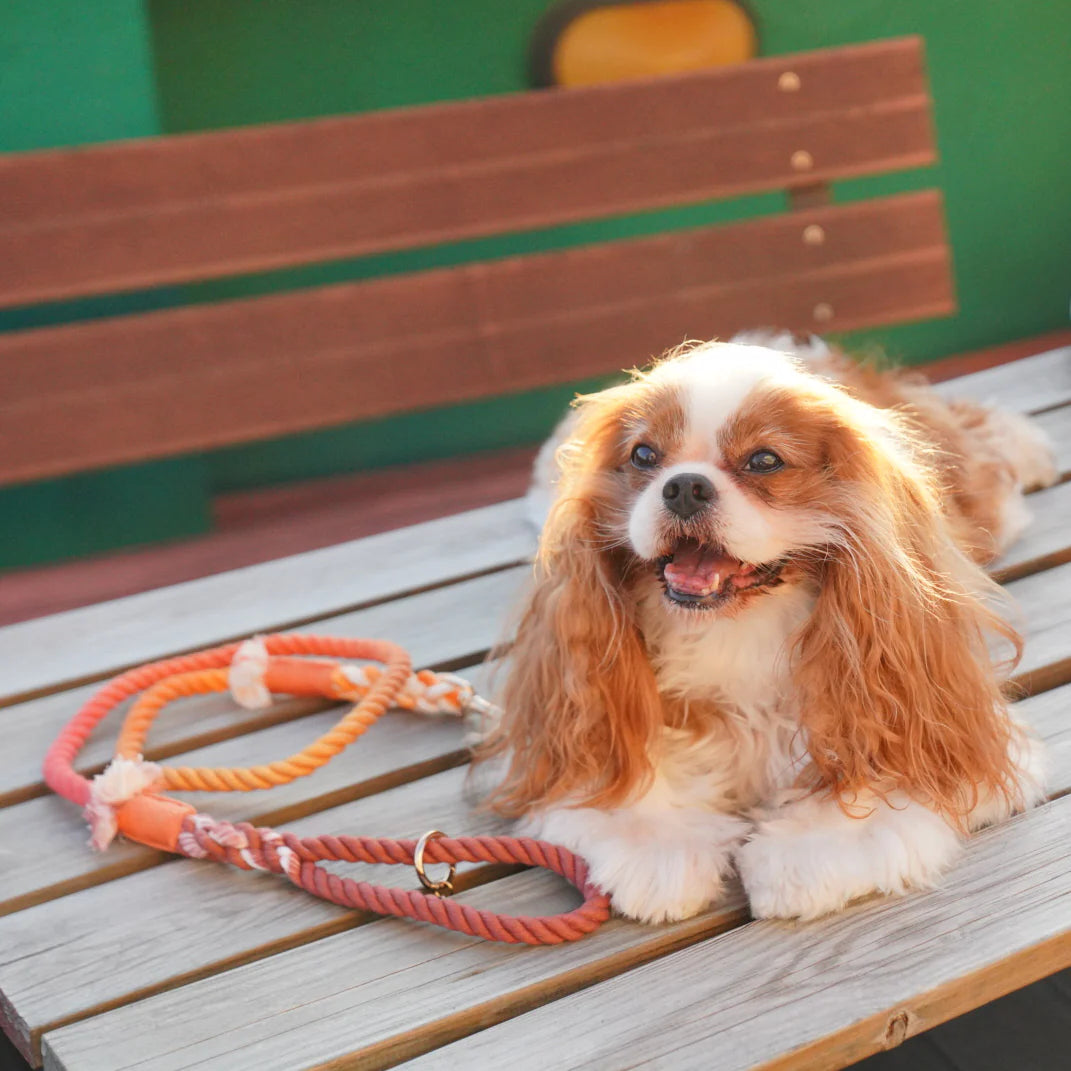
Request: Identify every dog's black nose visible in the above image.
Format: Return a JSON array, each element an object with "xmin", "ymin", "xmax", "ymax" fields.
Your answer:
[{"xmin": 662, "ymin": 473, "xmax": 716, "ymax": 519}]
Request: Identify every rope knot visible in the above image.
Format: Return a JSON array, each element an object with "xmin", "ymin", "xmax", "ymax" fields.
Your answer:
[
  {"xmin": 229, "ymin": 637, "xmax": 271, "ymax": 709},
  {"xmin": 84, "ymin": 755, "xmax": 163, "ymax": 851}
]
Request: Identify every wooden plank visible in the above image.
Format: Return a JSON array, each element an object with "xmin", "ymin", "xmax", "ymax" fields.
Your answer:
[
  {"xmin": 0, "ymin": 39, "xmax": 931, "ymax": 306},
  {"xmin": 393, "ymin": 798, "xmax": 1071, "ymax": 1071},
  {"xmin": 933, "ymin": 346, "xmax": 1071, "ymax": 414},
  {"xmin": 1031, "ymin": 403, "xmax": 1071, "ymax": 471},
  {"xmin": 1007, "ymin": 561, "xmax": 1071, "ymax": 694},
  {"xmin": 0, "ymin": 498, "xmax": 536, "ymax": 704},
  {"xmin": 0, "ymin": 566, "xmax": 524, "ymax": 807},
  {"xmin": 36, "ymin": 735, "xmax": 1071, "ymax": 1071},
  {"xmin": 0, "ymin": 193, "xmax": 953, "ymax": 485},
  {"xmin": 992, "ymin": 478, "xmax": 1071, "ymax": 583}
]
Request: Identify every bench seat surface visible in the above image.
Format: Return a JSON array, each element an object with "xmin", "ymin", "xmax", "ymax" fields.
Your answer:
[{"xmin": 0, "ymin": 347, "xmax": 1068, "ymax": 1071}]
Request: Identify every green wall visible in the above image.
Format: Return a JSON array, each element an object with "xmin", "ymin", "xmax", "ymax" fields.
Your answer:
[
  {"xmin": 0, "ymin": 1, "xmax": 211, "ymax": 569},
  {"xmin": 2, "ymin": 0, "xmax": 1069, "ymax": 567}
]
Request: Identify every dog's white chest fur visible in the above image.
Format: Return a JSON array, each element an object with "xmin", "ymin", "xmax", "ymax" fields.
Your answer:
[
  {"xmin": 636, "ymin": 580, "xmax": 816, "ymax": 812},
  {"xmin": 638, "ymin": 579, "xmax": 815, "ymax": 709}
]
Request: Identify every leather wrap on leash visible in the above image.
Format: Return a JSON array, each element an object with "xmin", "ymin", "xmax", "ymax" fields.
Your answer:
[{"xmin": 42, "ymin": 634, "xmax": 611, "ymax": 944}]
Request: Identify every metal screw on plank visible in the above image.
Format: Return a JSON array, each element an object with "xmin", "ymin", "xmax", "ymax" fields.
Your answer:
[
  {"xmin": 813, "ymin": 302, "xmax": 834, "ymax": 323},
  {"xmin": 778, "ymin": 71, "xmax": 801, "ymax": 92},
  {"xmin": 791, "ymin": 150, "xmax": 813, "ymax": 171},
  {"xmin": 802, "ymin": 224, "xmax": 825, "ymax": 246}
]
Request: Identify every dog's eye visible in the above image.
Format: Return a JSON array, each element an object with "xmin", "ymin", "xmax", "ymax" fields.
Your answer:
[
  {"xmin": 630, "ymin": 443, "xmax": 659, "ymax": 469},
  {"xmin": 745, "ymin": 449, "xmax": 784, "ymax": 473}
]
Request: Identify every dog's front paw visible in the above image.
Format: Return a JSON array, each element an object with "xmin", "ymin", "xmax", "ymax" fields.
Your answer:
[
  {"xmin": 589, "ymin": 836, "xmax": 729, "ymax": 924},
  {"xmin": 533, "ymin": 807, "xmax": 748, "ymax": 924},
  {"xmin": 737, "ymin": 796, "xmax": 962, "ymax": 921}
]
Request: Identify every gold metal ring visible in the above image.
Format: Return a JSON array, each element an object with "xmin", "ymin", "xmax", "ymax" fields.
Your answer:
[{"xmin": 413, "ymin": 829, "xmax": 456, "ymax": 897}]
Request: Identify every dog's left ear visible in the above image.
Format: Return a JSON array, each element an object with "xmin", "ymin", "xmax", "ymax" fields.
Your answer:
[{"xmin": 794, "ymin": 400, "xmax": 1022, "ymax": 823}]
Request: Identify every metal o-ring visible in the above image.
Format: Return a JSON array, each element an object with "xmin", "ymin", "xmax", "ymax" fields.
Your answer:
[{"xmin": 413, "ymin": 829, "xmax": 457, "ymax": 896}]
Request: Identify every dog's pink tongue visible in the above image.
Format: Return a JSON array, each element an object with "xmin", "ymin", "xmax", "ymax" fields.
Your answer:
[{"xmin": 664, "ymin": 544, "xmax": 742, "ymax": 595}]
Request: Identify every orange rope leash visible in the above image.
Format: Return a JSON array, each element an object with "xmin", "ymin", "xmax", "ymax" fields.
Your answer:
[{"xmin": 43, "ymin": 634, "xmax": 611, "ymax": 944}]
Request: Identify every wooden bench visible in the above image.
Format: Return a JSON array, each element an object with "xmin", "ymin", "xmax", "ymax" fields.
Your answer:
[
  {"xmin": 0, "ymin": 345, "xmax": 1068, "ymax": 1071},
  {"xmin": 0, "ymin": 37, "xmax": 948, "ymax": 493}
]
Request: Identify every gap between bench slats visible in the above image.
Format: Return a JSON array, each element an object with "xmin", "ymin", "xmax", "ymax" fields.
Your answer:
[
  {"xmin": 4, "ymin": 554, "xmax": 1070, "ymax": 1065},
  {"xmin": 0, "ymin": 38, "xmax": 930, "ymax": 306},
  {"xmin": 0, "ymin": 194, "xmax": 952, "ymax": 485},
  {"xmin": 27, "ymin": 681, "xmax": 1071, "ymax": 1071}
]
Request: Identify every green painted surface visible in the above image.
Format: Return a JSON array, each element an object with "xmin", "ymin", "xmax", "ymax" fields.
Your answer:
[
  {"xmin": 0, "ymin": 458, "xmax": 211, "ymax": 569},
  {"xmin": 0, "ymin": 1, "xmax": 210, "ymax": 570},
  {"xmin": 2, "ymin": 0, "xmax": 1069, "ymax": 566},
  {"xmin": 0, "ymin": 0, "xmax": 160, "ymax": 151}
]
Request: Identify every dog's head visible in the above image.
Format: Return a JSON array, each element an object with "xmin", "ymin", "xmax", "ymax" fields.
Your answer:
[{"xmin": 481, "ymin": 341, "xmax": 1021, "ymax": 823}]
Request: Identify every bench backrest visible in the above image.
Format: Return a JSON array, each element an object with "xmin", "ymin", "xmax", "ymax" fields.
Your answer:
[{"xmin": 0, "ymin": 36, "xmax": 951, "ymax": 488}]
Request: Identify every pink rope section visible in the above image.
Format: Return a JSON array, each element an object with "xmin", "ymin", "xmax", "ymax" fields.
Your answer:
[
  {"xmin": 43, "ymin": 634, "xmax": 613, "ymax": 945},
  {"xmin": 178, "ymin": 816, "xmax": 610, "ymax": 944}
]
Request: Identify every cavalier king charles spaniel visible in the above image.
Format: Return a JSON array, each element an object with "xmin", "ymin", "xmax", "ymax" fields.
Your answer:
[{"xmin": 476, "ymin": 332, "xmax": 1057, "ymax": 923}]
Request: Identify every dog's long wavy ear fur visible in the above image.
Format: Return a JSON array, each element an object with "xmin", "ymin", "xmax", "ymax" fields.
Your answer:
[
  {"xmin": 794, "ymin": 395, "xmax": 1022, "ymax": 824},
  {"xmin": 478, "ymin": 388, "xmax": 663, "ymax": 817}
]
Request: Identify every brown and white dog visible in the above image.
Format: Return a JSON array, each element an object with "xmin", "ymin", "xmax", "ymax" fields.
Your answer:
[{"xmin": 476, "ymin": 332, "xmax": 1057, "ymax": 923}]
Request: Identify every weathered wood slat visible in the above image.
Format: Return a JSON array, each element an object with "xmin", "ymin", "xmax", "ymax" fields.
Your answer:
[
  {"xmin": 0, "ymin": 566, "xmax": 519, "ymax": 808},
  {"xmin": 1007, "ymin": 560, "xmax": 1071, "ymax": 694},
  {"xmin": 0, "ymin": 498, "xmax": 536, "ymax": 704},
  {"xmin": 1029, "ymin": 403, "xmax": 1071, "ymax": 471},
  {"xmin": 992, "ymin": 478, "xmax": 1071, "ymax": 582},
  {"xmin": 933, "ymin": 346, "xmax": 1071, "ymax": 414},
  {"xmin": 0, "ymin": 194, "xmax": 952, "ymax": 485},
  {"xmin": 34, "ymin": 697, "xmax": 1071, "ymax": 1071},
  {"xmin": 395, "ymin": 798, "xmax": 1071, "ymax": 1071},
  {"xmin": 0, "ymin": 39, "xmax": 930, "ymax": 306},
  {"xmin": 2, "ymin": 193, "xmax": 947, "ymax": 409}
]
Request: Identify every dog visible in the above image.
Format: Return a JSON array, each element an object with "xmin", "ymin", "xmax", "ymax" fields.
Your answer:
[{"xmin": 475, "ymin": 331, "xmax": 1057, "ymax": 923}]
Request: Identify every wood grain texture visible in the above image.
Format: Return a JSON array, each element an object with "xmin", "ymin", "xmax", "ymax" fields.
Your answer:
[
  {"xmin": 1030, "ymin": 403, "xmax": 1071, "ymax": 472},
  {"xmin": 0, "ymin": 565, "xmax": 525, "ymax": 807},
  {"xmin": 0, "ymin": 193, "xmax": 953, "ymax": 485},
  {"xmin": 394, "ymin": 798, "xmax": 1071, "ymax": 1071},
  {"xmin": 1006, "ymin": 561, "xmax": 1071, "ymax": 695},
  {"xmin": 992, "ymin": 478, "xmax": 1071, "ymax": 583},
  {"xmin": 933, "ymin": 346, "xmax": 1071, "ymax": 414},
  {"xmin": 0, "ymin": 498, "xmax": 535, "ymax": 704},
  {"xmin": 0, "ymin": 39, "xmax": 931, "ymax": 306},
  {"xmin": 37, "ymin": 795, "xmax": 1071, "ymax": 1071}
]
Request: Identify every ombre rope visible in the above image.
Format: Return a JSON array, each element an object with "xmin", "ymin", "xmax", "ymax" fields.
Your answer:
[{"xmin": 43, "ymin": 634, "xmax": 610, "ymax": 945}]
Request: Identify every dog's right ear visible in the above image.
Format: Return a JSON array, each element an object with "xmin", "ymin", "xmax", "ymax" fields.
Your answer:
[{"xmin": 477, "ymin": 386, "xmax": 663, "ymax": 816}]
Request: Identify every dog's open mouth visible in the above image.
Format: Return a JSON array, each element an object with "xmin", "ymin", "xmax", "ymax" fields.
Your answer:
[{"xmin": 656, "ymin": 538, "xmax": 785, "ymax": 609}]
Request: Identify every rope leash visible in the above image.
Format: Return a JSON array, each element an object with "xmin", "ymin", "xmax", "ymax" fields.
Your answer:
[{"xmin": 43, "ymin": 634, "xmax": 611, "ymax": 945}]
